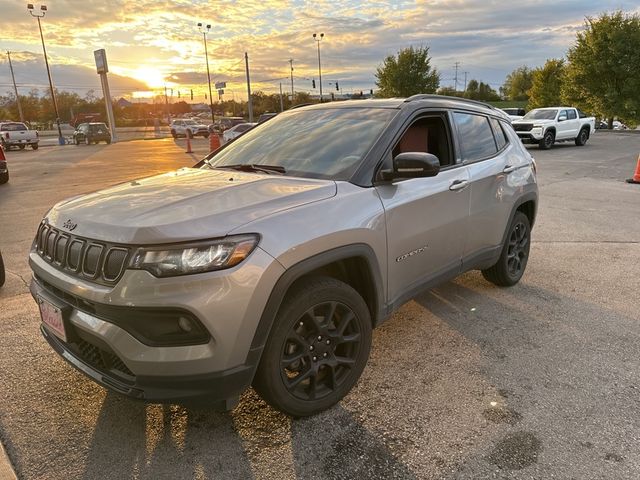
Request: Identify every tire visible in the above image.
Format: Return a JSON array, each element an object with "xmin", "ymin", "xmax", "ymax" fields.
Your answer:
[
  {"xmin": 575, "ymin": 128, "xmax": 589, "ymax": 146},
  {"xmin": 74, "ymin": 137, "xmax": 80, "ymax": 146},
  {"xmin": 0, "ymin": 251, "xmax": 4, "ymax": 288},
  {"xmin": 0, "ymin": 171, "xmax": 8, "ymax": 185},
  {"xmin": 253, "ymin": 276, "xmax": 372, "ymax": 417},
  {"xmin": 18, "ymin": 144, "xmax": 25, "ymax": 150},
  {"xmin": 204, "ymin": 133, "xmax": 210, "ymax": 139},
  {"xmin": 538, "ymin": 130, "xmax": 554, "ymax": 150},
  {"xmin": 106, "ymin": 139, "xmax": 111, "ymax": 144},
  {"xmin": 85, "ymin": 137, "xmax": 90, "ymax": 145},
  {"xmin": 171, "ymin": 130, "xmax": 177, "ymax": 139},
  {"xmin": 31, "ymin": 143, "xmax": 38, "ymax": 150},
  {"xmin": 482, "ymin": 211, "xmax": 531, "ymax": 287}
]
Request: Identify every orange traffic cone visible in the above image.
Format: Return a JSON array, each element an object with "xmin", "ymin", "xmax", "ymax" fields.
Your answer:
[
  {"xmin": 209, "ymin": 133, "xmax": 221, "ymax": 152},
  {"xmin": 627, "ymin": 154, "xmax": 640, "ymax": 184},
  {"xmin": 0, "ymin": 144, "xmax": 5, "ymax": 161},
  {"xmin": 185, "ymin": 130, "xmax": 193, "ymax": 153}
]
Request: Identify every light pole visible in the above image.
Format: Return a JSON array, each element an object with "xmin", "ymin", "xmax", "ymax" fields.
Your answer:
[
  {"xmin": 312, "ymin": 33, "xmax": 324, "ymax": 102},
  {"xmin": 197, "ymin": 22, "xmax": 215, "ymax": 124},
  {"xmin": 28, "ymin": 3, "xmax": 64, "ymax": 145}
]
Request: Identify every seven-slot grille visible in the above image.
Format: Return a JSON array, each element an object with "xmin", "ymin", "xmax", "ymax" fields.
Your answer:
[{"xmin": 34, "ymin": 222, "xmax": 130, "ymax": 285}]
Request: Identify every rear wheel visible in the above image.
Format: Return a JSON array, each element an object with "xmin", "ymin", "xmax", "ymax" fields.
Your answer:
[
  {"xmin": 482, "ymin": 211, "xmax": 531, "ymax": 287},
  {"xmin": 538, "ymin": 130, "xmax": 554, "ymax": 150},
  {"xmin": 31, "ymin": 143, "xmax": 38, "ymax": 150},
  {"xmin": 575, "ymin": 128, "xmax": 589, "ymax": 146},
  {"xmin": 18, "ymin": 144, "xmax": 25, "ymax": 150},
  {"xmin": 253, "ymin": 277, "xmax": 372, "ymax": 417}
]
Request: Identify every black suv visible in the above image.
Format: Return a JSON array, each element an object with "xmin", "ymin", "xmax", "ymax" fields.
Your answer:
[{"xmin": 73, "ymin": 123, "xmax": 112, "ymax": 145}]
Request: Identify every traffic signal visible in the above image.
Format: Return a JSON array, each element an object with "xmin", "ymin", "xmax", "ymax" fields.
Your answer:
[
  {"xmin": 370, "ymin": 89, "xmax": 374, "ymax": 95},
  {"xmin": 335, "ymin": 82, "xmax": 339, "ymax": 91},
  {"xmin": 312, "ymin": 79, "xmax": 316, "ymax": 88}
]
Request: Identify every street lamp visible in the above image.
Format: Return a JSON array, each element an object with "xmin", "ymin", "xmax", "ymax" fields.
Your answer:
[
  {"xmin": 312, "ymin": 33, "xmax": 324, "ymax": 102},
  {"xmin": 27, "ymin": 3, "xmax": 64, "ymax": 145},
  {"xmin": 197, "ymin": 22, "xmax": 215, "ymax": 124}
]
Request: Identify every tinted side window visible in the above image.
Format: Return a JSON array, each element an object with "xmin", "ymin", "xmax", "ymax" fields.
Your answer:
[
  {"xmin": 577, "ymin": 109, "xmax": 588, "ymax": 118},
  {"xmin": 453, "ymin": 112, "xmax": 497, "ymax": 162},
  {"xmin": 489, "ymin": 118, "xmax": 508, "ymax": 151},
  {"xmin": 567, "ymin": 109, "xmax": 577, "ymax": 120}
]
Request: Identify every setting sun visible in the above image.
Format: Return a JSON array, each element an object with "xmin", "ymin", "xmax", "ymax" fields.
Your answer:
[{"xmin": 131, "ymin": 66, "xmax": 169, "ymax": 89}]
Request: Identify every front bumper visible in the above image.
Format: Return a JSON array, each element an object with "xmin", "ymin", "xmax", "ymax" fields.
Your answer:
[
  {"xmin": 516, "ymin": 128, "xmax": 544, "ymax": 143},
  {"xmin": 29, "ymin": 245, "xmax": 285, "ymax": 405}
]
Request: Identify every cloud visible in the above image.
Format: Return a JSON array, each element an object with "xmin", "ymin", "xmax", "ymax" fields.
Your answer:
[{"xmin": 1, "ymin": 0, "xmax": 639, "ymax": 97}]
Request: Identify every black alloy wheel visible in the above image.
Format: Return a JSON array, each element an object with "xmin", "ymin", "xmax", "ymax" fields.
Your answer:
[
  {"xmin": 482, "ymin": 211, "xmax": 531, "ymax": 287},
  {"xmin": 280, "ymin": 300, "xmax": 362, "ymax": 401},
  {"xmin": 575, "ymin": 128, "xmax": 589, "ymax": 146},
  {"xmin": 254, "ymin": 277, "xmax": 372, "ymax": 417},
  {"xmin": 539, "ymin": 130, "xmax": 554, "ymax": 150}
]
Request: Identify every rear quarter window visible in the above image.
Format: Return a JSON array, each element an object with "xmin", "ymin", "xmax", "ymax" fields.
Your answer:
[
  {"xmin": 489, "ymin": 117, "xmax": 509, "ymax": 151},
  {"xmin": 453, "ymin": 112, "xmax": 498, "ymax": 162}
]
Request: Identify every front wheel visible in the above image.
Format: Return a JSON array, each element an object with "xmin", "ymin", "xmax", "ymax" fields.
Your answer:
[
  {"xmin": 253, "ymin": 277, "xmax": 372, "ymax": 417},
  {"xmin": 31, "ymin": 143, "xmax": 39, "ymax": 150},
  {"xmin": 482, "ymin": 211, "xmax": 531, "ymax": 287},
  {"xmin": 575, "ymin": 128, "xmax": 589, "ymax": 146},
  {"xmin": 538, "ymin": 130, "xmax": 554, "ymax": 150},
  {"xmin": 18, "ymin": 144, "xmax": 25, "ymax": 150}
]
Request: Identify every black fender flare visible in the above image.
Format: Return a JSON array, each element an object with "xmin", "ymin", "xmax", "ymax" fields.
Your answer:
[{"xmin": 248, "ymin": 244, "xmax": 385, "ymax": 357}]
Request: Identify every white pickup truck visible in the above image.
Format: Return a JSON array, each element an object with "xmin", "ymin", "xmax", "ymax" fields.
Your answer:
[
  {"xmin": 0, "ymin": 122, "xmax": 39, "ymax": 150},
  {"xmin": 512, "ymin": 107, "xmax": 595, "ymax": 150}
]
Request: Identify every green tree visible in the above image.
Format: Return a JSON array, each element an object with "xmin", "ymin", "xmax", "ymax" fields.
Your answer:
[
  {"xmin": 562, "ymin": 11, "xmax": 640, "ymax": 127},
  {"xmin": 375, "ymin": 46, "xmax": 440, "ymax": 97},
  {"xmin": 527, "ymin": 59, "xmax": 565, "ymax": 109},
  {"xmin": 502, "ymin": 66, "xmax": 534, "ymax": 101}
]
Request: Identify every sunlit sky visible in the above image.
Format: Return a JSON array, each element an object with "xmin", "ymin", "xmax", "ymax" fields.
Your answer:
[{"xmin": 1, "ymin": 0, "xmax": 638, "ymax": 103}]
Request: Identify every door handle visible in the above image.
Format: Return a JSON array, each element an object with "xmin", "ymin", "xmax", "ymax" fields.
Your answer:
[
  {"xmin": 503, "ymin": 165, "xmax": 517, "ymax": 174},
  {"xmin": 449, "ymin": 179, "xmax": 469, "ymax": 191}
]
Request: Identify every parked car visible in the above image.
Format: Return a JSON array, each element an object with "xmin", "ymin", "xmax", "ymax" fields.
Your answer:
[
  {"xmin": 258, "ymin": 112, "xmax": 278, "ymax": 123},
  {"xmin": 501, "ymin": 108, "xmax": 526, "ymax": 122},
  {"xmin": 73, "ymin": 123, "xmax": 112, "ymax": 145},
  {"xmin": 0, "ymin": 145, "xmax": 8, "ymax": 184},
  {"xmin": 29, "ymin": 95, "xmax": 537, "ymax": 417},
  {"xmin": 511, "ymin": 107, "xmax": 595, "ymax": 149},
  {"xmin": 222, "ymin": 122, "xmax": 257, "ymax": 144},
  {"xmin": 0, "ymin": 122, "xmax": 39, "ymax": 150},
  {"xmin": 170, "ymin": 119, "xmax": 210, "ymax": 138},
  {"xmin": 210, "ymin": 117, "xmax": 245, "ymax": 134},
  {"xmin": 613, "ymin": 121, "xmax": 627, "ymax": 130}
]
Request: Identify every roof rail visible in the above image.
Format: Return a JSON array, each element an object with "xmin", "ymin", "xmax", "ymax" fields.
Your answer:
[{"xmin": 404, "ymin": 94, "xmax": 497, "ymax": 111}]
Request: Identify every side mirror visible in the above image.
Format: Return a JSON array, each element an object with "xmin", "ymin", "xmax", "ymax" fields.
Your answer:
[
  {"xmin": 381, "ymin": 152, "xmax": 440, "ymax": 181},
  {"xmin": 558, "ymin": 115, "xmax": 567, "ymax": 122}
]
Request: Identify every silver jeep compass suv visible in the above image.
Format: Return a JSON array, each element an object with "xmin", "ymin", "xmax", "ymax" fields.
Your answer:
[{"xmin": 29, "ymin": 96, "xmax": 538, "ymax": 417}]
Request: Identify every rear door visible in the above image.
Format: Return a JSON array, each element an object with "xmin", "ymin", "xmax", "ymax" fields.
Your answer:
[
  {"xmin": 556, "ymin": 109, "xmax": 573, "ymax": 139},
  {"xmin": 375, "ymin": 112, "xmax": 470, "ymax": 305},
  {"xmin": 461, "ymin": 114, "xmax": 522, "ymax": 265}
]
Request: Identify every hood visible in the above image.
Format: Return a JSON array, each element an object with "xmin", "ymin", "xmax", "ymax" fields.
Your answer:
[
  {"xmin": 47, "ymin": 168, "xmax": 336, "ymax": 244},
  {"xmin": 513, "ymin": 118, "xmax": 555, "ymax": 125}
]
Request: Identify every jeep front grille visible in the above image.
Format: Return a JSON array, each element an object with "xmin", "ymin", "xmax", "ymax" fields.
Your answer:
[{"xmin": 34, "ymin": 222, "xmax": 130, "ymax": 285}]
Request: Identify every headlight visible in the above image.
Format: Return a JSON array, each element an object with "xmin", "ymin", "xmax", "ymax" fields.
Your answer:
[{"xmin": 129, "ymin": 234, "xmax": 259, "ymax": 277}]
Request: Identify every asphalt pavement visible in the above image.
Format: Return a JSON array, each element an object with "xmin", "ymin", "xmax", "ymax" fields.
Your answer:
[{"xmin": 0, "ymin": 132, "xmax": 638, "ymax": 479}]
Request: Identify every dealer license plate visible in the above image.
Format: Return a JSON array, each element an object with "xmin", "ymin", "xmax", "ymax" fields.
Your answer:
[{"xmin": 38, "ymin": 296, "xmax": 67, "ymax": 342}]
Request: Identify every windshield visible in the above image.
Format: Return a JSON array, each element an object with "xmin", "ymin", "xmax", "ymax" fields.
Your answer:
[
  {"xmin": 204, "ymin": 107, "xmax": 396, "ymax": 180},
  {"xmin": 523, "ymin": 109, "xmax": 557, "ymax": 120},
  {"xmin": 184, "ymin": 120, "xmax": 198, "ymax": 125},
  {"xmin": 2, "ymin": 123, "xmax": 27, "ymax": 131},
  {"xmin": 89, "ymin": 124, "xmax": 107, "ymax": 131}
]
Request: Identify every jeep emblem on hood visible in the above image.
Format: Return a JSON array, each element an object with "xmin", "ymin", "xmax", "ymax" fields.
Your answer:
[{"xmin": 62, "ymin": 219, "xmax": 77, "ymax": 231}]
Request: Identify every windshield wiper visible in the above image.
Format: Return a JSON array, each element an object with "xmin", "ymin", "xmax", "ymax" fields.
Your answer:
[{"xmin": 216, "ymin": 164, "xmax": 286, "ymax": 175}]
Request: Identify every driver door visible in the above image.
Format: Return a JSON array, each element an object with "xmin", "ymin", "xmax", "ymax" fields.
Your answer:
[{"xmin": 375, "ymin": 113, "xmax": 470, "ymax": 306}]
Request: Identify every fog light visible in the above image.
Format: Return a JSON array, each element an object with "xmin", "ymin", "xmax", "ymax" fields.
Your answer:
[{"xmin": 178, "ymin": 316, "xmax": 193, "ymax": 333}]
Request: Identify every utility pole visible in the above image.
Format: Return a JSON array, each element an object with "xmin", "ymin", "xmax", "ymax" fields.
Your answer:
[
  {"xmin": 454, "ymin": 62, "xmax": 460, "ymax": 92},
  {"xmin": 197, "ymin": 23, "xmax": 215, "ymax": 124},
  {"xmin": 463, "ymin": 71, "xmax": 469, "ymax": 92},
  {"xmin": 164, "ymin": 85, "xmax": 170, "ymax": 125},
  {"xmin": 245, "ymin": 52, "xmax": 253, "ymax": 123},
  {"xmin": 6, "ymin": 52, "xmax": 24, "ymax": 122},
  {"xmin": 288, "ymin": 58, "xmax": 294, "ymax": 104},
  {"xmin": 279, "ymin": 83, "xmax": 284, "ymax": 112}
]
